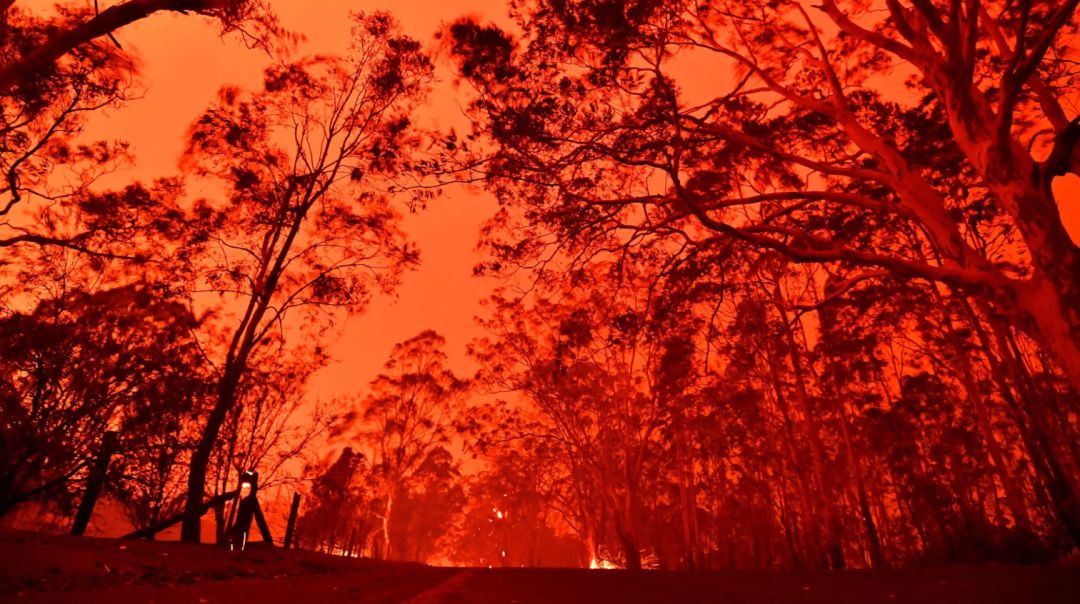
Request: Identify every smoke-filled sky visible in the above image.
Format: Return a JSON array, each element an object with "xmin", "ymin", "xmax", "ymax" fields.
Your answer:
[
  {"xmin": 64, "ymin": 0, "xmax": 514, "ymax": 401},
  {"xmin": 31, "ymin": 0, "xmax": 1080, "ymax": 403}
]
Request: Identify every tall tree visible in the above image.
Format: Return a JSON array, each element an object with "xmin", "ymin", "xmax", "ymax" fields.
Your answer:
[
  {"xmin": 296, "ymin": 446, "xmax": 382, "ymax": 556},
  {"xmin": 178, "ymin": 12, "xmax": 431, "ymax": 542},
  {"xmin": 387, "ymin": 446, "xmax": 466, "ymax": 563},
  {"xmin": 472, "ymin": 262, "xmax": 704, "ymax": 569},
  {"xmin": 352, "ymin": 330, "xmax": 466, "ymax": 560},
  {"xmin": 447, "ymin": 0, "xmax": 1080, "ymax": 390}
]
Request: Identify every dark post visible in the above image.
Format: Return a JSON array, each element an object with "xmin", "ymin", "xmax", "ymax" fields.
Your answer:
[
  {"xmin": 283, "ymin": 492, "xmax": 301, "ymax": 548},
  {"xmin": 252, "ymin": 502, "xmax": 274, "ymax": 545},
  {"xmin": 227, "ymin": 470, "xmax": 274, "ymax": 550},
  {"xmin": 71, "ymin": 430, "xmax": 119, "ymax": 536}
]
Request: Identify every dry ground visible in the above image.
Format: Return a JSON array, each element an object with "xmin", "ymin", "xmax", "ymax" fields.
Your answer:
[{"xmin": 2, "ymin": 530, "xmax": 1078, "ymax": 603}]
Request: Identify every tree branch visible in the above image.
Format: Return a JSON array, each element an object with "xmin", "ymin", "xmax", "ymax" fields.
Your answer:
[
  {"xmin": 997, "ymin": 0, "xmax": 1079, "ymax": 142},
  {"xmin": 0, "ymin": 0, "xmax": 246, "ymax": 93},
  {"xmin": 793, "ymin": 270, "xmax": 889, "ymax": 311},
  {"xmin": 0, "ymin": 231, "xmax": 137, "ymax": 259}
]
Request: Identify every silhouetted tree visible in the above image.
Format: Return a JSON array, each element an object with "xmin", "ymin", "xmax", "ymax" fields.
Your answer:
[
  {"xmin": 0, "ymin": 284, "xmax": 203, "ymax": 518},
  {"xmin": 0, "ymin": 1, "xmax": 283, "ymax": 93},
  {"xmin": 388, "ymin": 447, "xmax": 466, "ymax": 563},
  {"xmin": 351, "ymin": 330, "xmax": 467, "ymax": 559},
  {"xmin": 1, "ymin": 2, "xmax": 282, "ymax": 258},
  {"xmin": 471, "ymin": 262, "xmax": 706, "ymax": 569},
  {"xmin": 178, "ymin": 12, "xmax": 431, "ymax": 542},
  {"xmin": 297, "ymin": 446, "xmax": 382, "ymax": 556},
  {"xmin": 447, "ymin": 0, "xmax": 1080, "ymax": 391}
]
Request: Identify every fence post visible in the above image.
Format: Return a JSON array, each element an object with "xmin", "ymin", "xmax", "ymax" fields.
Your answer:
[
  {"xmin": 283, "ymin": 492, "xmax": 301, "ymax": 548},
  {"xmin": 71, "ymin": 430, "xmax": 119, "ymax": 536},
  {"xmin": 227, "ymin": 470, "xmax": 275, "ymax": 549}
]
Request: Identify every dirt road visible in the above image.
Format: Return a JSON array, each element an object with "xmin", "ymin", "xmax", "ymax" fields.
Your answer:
[{"xmin": 2, "ymin": 531, "xmax": 1078, "ymax": 603}]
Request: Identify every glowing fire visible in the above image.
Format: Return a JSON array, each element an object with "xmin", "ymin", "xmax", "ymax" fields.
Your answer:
[
  {"xmin": 328, "ymin": 547, "xmax": 359, "ymax": 558},
  {"xmin": 589, "ymin": 557, "xmax": 619, "ymax": 570}
]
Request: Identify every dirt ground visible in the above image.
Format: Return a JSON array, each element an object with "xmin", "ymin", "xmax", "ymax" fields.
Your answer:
[{"xmin": 2, "ymin": 531, "xmax": 1078, "ymax": 603}]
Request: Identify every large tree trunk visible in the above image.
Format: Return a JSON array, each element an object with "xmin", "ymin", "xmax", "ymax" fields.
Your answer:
[
  {"xmin": 1014, "ymin": 268, "xmax": 1080, "ymax": 394},
  {"xmin": 924, "ymin": 56, "xmax": 1080, "ymax": 392},
  {"xmin": 382, "ymin": 489, "xmax": 394, "ymax": 561},
  {"xmin": 616, "ymin": 524, "xmax": 642, "ymax": 571},
  {"xmin": 180, "ymin": 366, "xmax": 243, "ymax": 543},
  {"xmin": 823, "ymin": 16, "xmax": 1080, "ymax": 393}
]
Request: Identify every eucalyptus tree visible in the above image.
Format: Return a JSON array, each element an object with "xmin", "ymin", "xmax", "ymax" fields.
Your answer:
[
  {"xmin": 0, "ymin": 284, "xmax": 204, "ymax": 518},
  {"xmin": 472, "ymin": 262, "xmax": 704, "ymax": 569},
  {"xmin": 1, "ymin": 1, "xmax": 282, "ymax": 256},
  {"xmin": 353, "ymin": 330, "xmax": 466, "ymax": 560},
  {"xmin": 178, "ymin": 13, "xmax": 431, "ymax": 542},
  {"xmin": 446, "ymin": 0, "xmax": 1080, "ymax": 391}
]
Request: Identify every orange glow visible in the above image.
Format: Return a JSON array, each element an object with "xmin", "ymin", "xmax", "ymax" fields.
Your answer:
[
  {"xmin": 4, "ymin": 0, "xmax": 1080, "ymax": 579},
  {"xmin": 45, "ymin": 0, "xmax": 513, "ymax": 399}
]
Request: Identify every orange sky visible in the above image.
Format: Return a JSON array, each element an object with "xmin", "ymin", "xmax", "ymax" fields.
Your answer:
[
  {"xmin": 25, "ymin": 0, "xmax": 1080, "ymax": 403},
  {"xmin": 60, "ymin": 0, "xmax": 514, "ymax": 401}
]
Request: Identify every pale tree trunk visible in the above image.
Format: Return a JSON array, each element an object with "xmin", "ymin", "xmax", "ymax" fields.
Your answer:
[
  {"xmin": 854, "ymin": 102, "xmax": 1080, "ymax": 392},
  {"xmin": 815, "ymin": 7, "xmax": 1080, "ymax": 392},
  {"xmin": 773, "ymin": 284, "xmax": 846, "ymax": 569},
  {"xmin": 382, "ymin": 486, "xmax": 394, "ymax": 561},
  {"xmin": 907, "ymin": 19, "xmax": 1080, "ymax": 394},
  {"xmin": 1013, "ymin": 269, "xmax": 1080, "ymax": 394},
  {"xmin": 937, "ymin": 298, "xmax": 1035, "ymax": 534}
]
